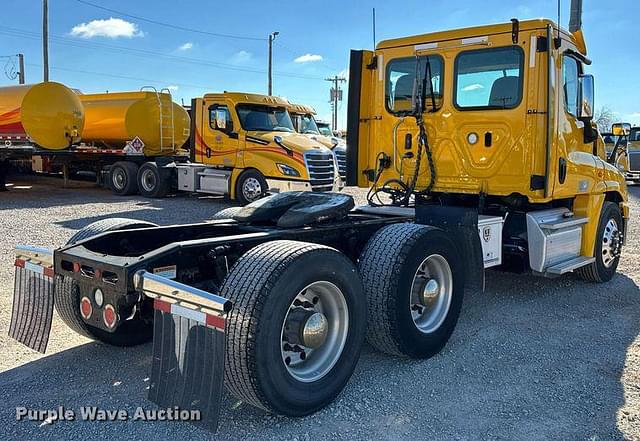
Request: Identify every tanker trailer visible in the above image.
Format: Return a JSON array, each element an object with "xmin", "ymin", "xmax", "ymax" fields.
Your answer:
[
  {"xmin": 78, "ymin": 90, "xmax": 190, "ymax": 156},
  {"xmin": 63, "ymin": 89, "xmax": 192, "ymax": 197},
  {"xmin": 0, "ymin": 82, "xmax": 84, "ymax": 150},
  {"xmin": 0, "ymin": 82, "xmax": 84, "ymax": 190}
]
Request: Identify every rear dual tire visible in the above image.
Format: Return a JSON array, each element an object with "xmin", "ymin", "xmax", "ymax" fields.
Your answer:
[
  {"xmin": 221, "ymin": 240, "xmax": 366, "ymax": 416},
  {"xmin": 359, "ymin": 223, "xmax": 464, "ymax": 358},
  {"xmin": 109, "ymin": 162, "xmax": 139, "ymax": 196}
]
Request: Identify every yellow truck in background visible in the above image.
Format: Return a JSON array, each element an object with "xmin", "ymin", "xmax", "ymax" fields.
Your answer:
[
  {"xmin": 287, "ymin": 102, "xmax": 347, "ymax": 182},
  {"xmin": 607, "ymin": 122, "xmax": 640, "ymax": 183},
  {"xmin": 186, "ymin": 92, "xmax": 341, "ymax": 204}
]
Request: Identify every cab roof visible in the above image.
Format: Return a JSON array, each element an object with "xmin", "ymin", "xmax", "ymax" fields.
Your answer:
[
  {"xmin": 377, "ymin": 18, "xmax": 579, "ymax": 52},
  {"xmin": 287, "ymin": 102, "xmax": 316, "ymax": 115},
  {"xmin": 203, "ymin": 92, "xmax": 290, "ymax": 107}
]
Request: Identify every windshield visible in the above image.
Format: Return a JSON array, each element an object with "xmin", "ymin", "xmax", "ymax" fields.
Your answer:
[
  {"xmin": 316, "ymin": 122, "xmax": 332, "ymax": 136},
  {"xmin": 298, "ymin": 114, "xmax": 320, "ymax": 135},
  {"xmin": 236, "ymin": 104, "xmax": 294, "ymax": 132}
]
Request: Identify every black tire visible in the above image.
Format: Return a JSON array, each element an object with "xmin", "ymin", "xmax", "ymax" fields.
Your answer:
[
  {"xmin": 359, "ymin": 223, "xmax": 464, "ymax": 358},
  {"xmin": 235, "ymin": 169, "xmax": 268, "ymax": 206},
  {"xmin": 137, "ymin": 162, "xmax": 171, "ymax": 198},
  {"xmin": 576, "ymin": 202, "xmax": 623, "ymax": 283},
  {"xmin": 108, "ymin": 161, "xmax": 139, "ymax": 195},
  {"xmin": 210, "ymin": 206, "xmax": 243, "ymax": 220},
  {"xmin": 56, "ymin": 218, "xmax": 157, "ymax": 345},
  {"xmin": 221, "ymin": 240, "xmax": 366, "ymax": 415}
]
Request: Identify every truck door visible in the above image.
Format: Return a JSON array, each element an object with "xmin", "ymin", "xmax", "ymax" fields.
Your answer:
[
  {"xmin": 346, "ymin": 49, "xmax": 376, "ymax": 187},
  {"xmin": 551, "ymin": 53, "xmax": 600, "ymax": 198},
  {"xmin": 200, "ymin": 99, "xmax": 240, "ymax": 168}
]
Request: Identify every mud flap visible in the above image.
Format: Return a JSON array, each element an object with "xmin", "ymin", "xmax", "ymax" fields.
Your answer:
[
  {"xmin": 8, "ymin": 246, "xmax": 55, "ymax": 353},
  {"xmin": 415, "ymin": 204, "xmax": 485, "ymax": 292},
  {"xmin": 134, "ymin": 271, "xmax": 232, "ymax": 431}
]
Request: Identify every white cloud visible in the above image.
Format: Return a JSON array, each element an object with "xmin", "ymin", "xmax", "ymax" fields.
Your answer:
[
  {"xmin": 294, "ymin": 53, "xmax": 323, "ymax": 63},
  {"xmin": 167, "ymin": 85, "xmax": 179, "ymax": 91},
  {"xmin": 231, "ymin": 50, "xmax": 252, "ymax": 64},
  {"xmin": 178, "ymin": 42, "xmax": 193, "ymax": 51},
  {"xmin": 630, "ymin": 112, "xmax": 640, "ymax": 117},
  {"xmin": 70, "ymin": 18, "xmax": 143, "ymax": 39},
  {"xmin": 462, "ymin": 84, "xmax": 484, "ymax": 92}
]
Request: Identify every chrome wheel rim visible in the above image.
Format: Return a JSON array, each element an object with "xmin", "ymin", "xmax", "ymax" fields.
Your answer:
[
  {"xmin": 602, "ymin": 218, "xmax": 620, "ymax": 268},
  {"xmin": 242, "ymin": 177, "xmax": 262, "ymax": 202},
  {"xmin": 280, "ymin": 281, "xmax": 349, "ymax": 383},
  {"xmin": 112, "ymin": 168, "xmax": 126, "ymax": 190},
  {"xmin": 140, "ymin": 169, "xmax": 157, "ymax": 192},
  {"xmin": 409, "ymin": 254, "xmax": 453, "ymax": 334}
]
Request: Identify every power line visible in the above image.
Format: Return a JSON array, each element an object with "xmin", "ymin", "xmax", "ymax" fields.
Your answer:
[
  {"xmin": 0, "ymin": 26, "xmax": 326, "ymax": 81},
  {"xmin": 72, "ymin": 0, "xmax": 345, "ymax": 74},
  {"xmin": 73, "ymin": 0, "xmax": 266, "ymax": 41}
]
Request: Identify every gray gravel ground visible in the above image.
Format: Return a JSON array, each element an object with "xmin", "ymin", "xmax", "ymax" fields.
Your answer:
[{"xmin": 0, "ymin": 173, "xmax": 639, "ymax": 440}]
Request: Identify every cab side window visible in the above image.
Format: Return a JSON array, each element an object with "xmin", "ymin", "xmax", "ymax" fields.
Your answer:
[
  {"xmin": 563, "ymin": 57, "xmax": 580, "ymax": 116},
  {"xmin": 209, "ymin": 104, "xmax": 233, "ymax": 133}
]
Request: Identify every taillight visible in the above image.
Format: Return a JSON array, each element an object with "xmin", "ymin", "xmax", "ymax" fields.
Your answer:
[
  {"xmin": 103, "ymin": 304, "xmax": 117, "ymax": 329},
  {"xmin": 80, "ymin": 297, "xmax": 92, "ymax": 320}
]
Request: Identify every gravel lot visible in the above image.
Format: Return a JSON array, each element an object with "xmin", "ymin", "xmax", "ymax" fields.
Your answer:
[{"xmin": 0, "ymin": 173, "xmax": 639, "ymax": 440}]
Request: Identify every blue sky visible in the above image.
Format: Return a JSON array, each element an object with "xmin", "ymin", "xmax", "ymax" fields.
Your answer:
[{"xmin": 1, "ymin": 0, "xmax": 638, "ymax": 129}]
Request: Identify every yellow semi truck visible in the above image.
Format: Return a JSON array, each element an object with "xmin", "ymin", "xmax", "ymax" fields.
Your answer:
[
  {"xmin": 184, "ymin": 92, "xmax": 341, "ymax": 204},
  {"xmin": 287, "ymin": 102, "xmax": 347, "ymax": 181},
  {"xmin": 8, "ymin": 0, "xmax": 629, "ymax": 432}
]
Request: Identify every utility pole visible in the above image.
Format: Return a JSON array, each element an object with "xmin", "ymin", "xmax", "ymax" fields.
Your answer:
[
  {"xmin": 325, "ymin": 76, "xmax": 346, "ymax": 132},
  {"xmin": 267, "ymin": 31, "xmax": 279, "ymax": 95},
  {"xmin": 43, "ymin": 0, "xmax": 49, "ymax": 81},
  {"xmin": 17, "ymin": 53, "xmax": 25, "ymax": 84}
]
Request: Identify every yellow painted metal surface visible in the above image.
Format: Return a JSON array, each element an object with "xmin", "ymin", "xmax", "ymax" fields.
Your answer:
[
  {"xmin": 0, "ymin": 82, "xmax": 84, "ymax": 149},
  {"xmin": 287, "ymin": 102, "xmax": 339, "ymax": 150},
  {"xmin": 354, "ymin": 18, "xmax": 628, "ymax": 258},
  {"xmin": 79, "ymin": 91, "xmax": 190, "ymax": 156},
  {"xmin": 192, "ymin": 92, "xmax": 332, "ymax": 188}
]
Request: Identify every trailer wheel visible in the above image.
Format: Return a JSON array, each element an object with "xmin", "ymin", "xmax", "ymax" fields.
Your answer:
[
  {"xmin": 109, "ymin": 161, "xmax": 139, "ymax": 195},
  {"xmin": 137, "ymin": 162, "xmax": 171, "ymax": 198},
  {"xmin": 55, "ymin": 218, "xmax": 157, "ymax": 345},
  {"xmin": 235, "ymin": 169, "xmax": 268, "ymax": 205},
  {"xmin": 359, "ymin": 223, "xmax": 463, "ymax": 358},
  {"xmin": 210, "ymin": 206, "xmax": 242, "ymax": 221},
  {"xmin": 576, "ymin": 202, "xmax": 623, "ymax": 283},
  {"xmin": 221, "ymin": 240, "xmax": 366, "ymax": 415}
]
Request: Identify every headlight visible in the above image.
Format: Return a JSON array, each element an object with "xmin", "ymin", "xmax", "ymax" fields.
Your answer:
[{"xmin": 276, "ymin": 163, "xmax": 300, "ymax": 177}]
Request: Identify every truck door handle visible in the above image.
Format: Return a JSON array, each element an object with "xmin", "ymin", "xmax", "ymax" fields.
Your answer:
[{"xmin": 558, "ymin": 157, "xmax": 567, "ymax": 184}]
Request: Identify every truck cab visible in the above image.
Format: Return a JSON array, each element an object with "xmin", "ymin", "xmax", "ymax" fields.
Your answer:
[
  {"xmin": 624, "ymin": 125, "xmax": 640, "ymax": 183},
  {"xmin": 187, "ymin": 93, "xmax": 341, "ymax": 204},
  {"xmin": 288, "ymin": 102, "xmax": 347, "ymax": 182},
  {"xmin": 348, "ymin": 17, "xmax": 628, "ymax": 277}
]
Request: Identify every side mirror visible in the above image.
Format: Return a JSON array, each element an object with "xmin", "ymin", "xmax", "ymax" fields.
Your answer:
[
  {"xmin": 577, "ymin": 74, "xmax": 594, "ymax": 119},
  {"xmin": 215, "ymin": 109, "xmax": 227, "ymax": 130},
  {"xmin": 612, "ymin": 122, "xmax": 631, "ymax": 136}
]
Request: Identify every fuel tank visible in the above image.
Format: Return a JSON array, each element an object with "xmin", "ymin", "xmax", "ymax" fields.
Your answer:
[
  {"xmin": 79, "ymin": 91, "xmax": 190, "ymax": 156},
  {"xmin": 0, "ymin": 82, "xmax": 84, "ymax": 149}
]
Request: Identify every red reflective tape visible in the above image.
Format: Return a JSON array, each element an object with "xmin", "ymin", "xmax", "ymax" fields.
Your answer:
[
  {"xmin": 14, "ymin": 259, "xmax": 25, "ymax": 268},
  {"xmin": 43, "ymin": 267, "xmax": 55, "ymax": 278},
  {"xmin": 206, "ymin": 314, "xmax": 225, "ymax": 330},
  {"xmin": 154, "ymin": 298, "xmax": 172, "ymax": 313}
]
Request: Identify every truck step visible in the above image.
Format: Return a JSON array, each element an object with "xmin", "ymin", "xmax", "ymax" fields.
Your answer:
[
  {"xmin": 539, "ymin": 216, "xmax": 588, "ymax": 230},
  {"xmin": 545, "ymin": 256, "xmax": 595, "ymax": 275}
]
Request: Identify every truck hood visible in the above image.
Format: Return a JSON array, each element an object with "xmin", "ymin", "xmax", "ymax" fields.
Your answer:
[
  {"xmin": 246, "ymin": 131, "xmax": 331, "ymax": 154},
  {"xmin": 300, "ymin": 133, "xmax": 346, "ymax": 150}
]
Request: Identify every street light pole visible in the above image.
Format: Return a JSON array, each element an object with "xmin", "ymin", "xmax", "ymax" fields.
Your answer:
[
  {"xmin": 43, "ymin": 0, "xmax": 49, "ymax": 82},
  {"xmin": 268, "ymin": 31, "xmax": 279, "ymax": 95}
]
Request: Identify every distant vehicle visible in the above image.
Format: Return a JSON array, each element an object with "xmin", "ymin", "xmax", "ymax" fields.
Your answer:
[
  {"xmin": 287, "ymin": 102, "xmax": 346, "ymax": 181},
  {"xmin": 315, "ymin": 120, "xmax": 333, "ymax": 137}
]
